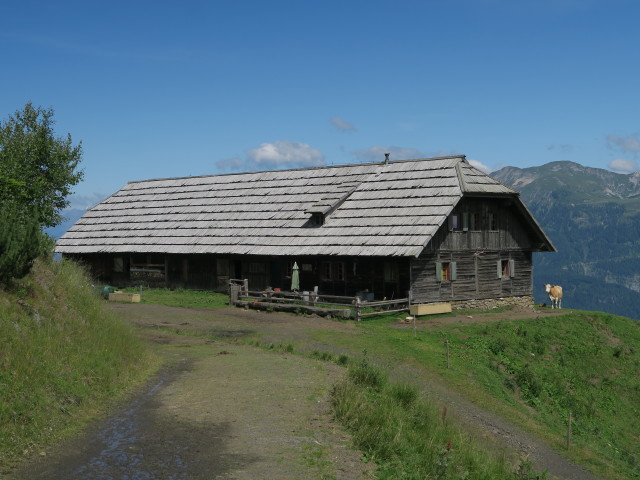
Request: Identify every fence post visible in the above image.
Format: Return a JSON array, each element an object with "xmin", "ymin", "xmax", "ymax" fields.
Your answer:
[
  {"xmin": 243, "ymin": 279, "xmax": 249, "ymax": 296},
  {"xmin": 355, "ymin": 296, "xmax": 361, "ymax": 322},
  {"xmin": 230, "ymin": 284, "xmax": 240, "ymax": 305}
]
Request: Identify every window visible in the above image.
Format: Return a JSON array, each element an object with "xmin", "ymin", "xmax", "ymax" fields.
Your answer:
[
  {"xmin": 311, "ymin": 212, "xmax": 325, "ymax": 226},
  {"xmin": 384, "ymin": 262, "xmax": 398, "ymax": 282},
  {"xmin": 285, "ymin": 261, "xmax": 294, "ymax": 278},
  {"xmin": 436, "ymin": 261, "xmax": 457, "ymax": 282},
  {"xmin": 488, "ymin": 212, "xmax": 497, "ymax": 231},
  {"xmin": 335, "ymin": 262, "xmax": 345, "ymax": 281},
  {"xmin": 497, "ymin": 259, "xmax": 515, "ymax": 279},
  {"xmin": 321, "ymin": 261, "xmax": 345, "ymax": 281},
  {"xmin": 455, "ymin": 212, "xmax": 482, "ymax": 231},
  {"xmin": 322, "ymin": 262, "xmax": 332, "ymax": 280},
  {"xmin": 113, "ymin": 257, "xmax": 124, "ymax": 273},
  {"xmin": 449, "ymin": 213, "xmax": 462, "ymax": 231},
  {"xmin": 469, "ymin": 212, "xmax": 481, "ymax": 231}
]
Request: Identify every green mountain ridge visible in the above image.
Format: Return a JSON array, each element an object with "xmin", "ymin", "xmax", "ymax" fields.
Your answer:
[{"xmin": 492, "ymin": 161, "xmax": 640, "ymax": 320}]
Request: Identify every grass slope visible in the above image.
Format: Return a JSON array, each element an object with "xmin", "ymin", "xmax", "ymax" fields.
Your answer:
[
  {"xmin": 0, "ymin": 259, "xmax": 156, "ymax": 473},
  {"xmin": 313, "ymin": 311, "xmax": 640, "ymax": 480}
]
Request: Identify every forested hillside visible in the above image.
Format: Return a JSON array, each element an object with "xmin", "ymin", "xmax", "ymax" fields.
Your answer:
[{"xmin": 492, "ymin": 161, "xmax": 640, "ymax": 319}]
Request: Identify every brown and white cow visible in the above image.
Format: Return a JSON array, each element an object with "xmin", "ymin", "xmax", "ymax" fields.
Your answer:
[{"xmin": 544, "ymin": 284, "xmax": 563, "ymax": 309}]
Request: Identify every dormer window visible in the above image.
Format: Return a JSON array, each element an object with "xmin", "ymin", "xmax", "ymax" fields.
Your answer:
[{"xmin": 311, "ymin": 212, "xmax": 325, "ymax": 226}]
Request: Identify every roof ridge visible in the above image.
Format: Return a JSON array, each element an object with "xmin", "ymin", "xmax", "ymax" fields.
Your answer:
[{"xmin": 126, "ymin": 155, "xmax": 468, "ymax": 185}]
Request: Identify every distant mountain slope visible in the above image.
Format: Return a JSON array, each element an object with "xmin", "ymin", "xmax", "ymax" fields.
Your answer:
[
  {"xmin": 45, "ymin": 208, "xmax": 85, "ymax": 240},
  {"xmin": 492, "ymin": 161, "xmax": 640, "ymax": 320}
]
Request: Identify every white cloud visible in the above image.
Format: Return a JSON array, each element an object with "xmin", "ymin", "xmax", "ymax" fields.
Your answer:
[
  {"xmin": 247, "ymin": 141, "xmax": 325, "ymax": 168},
  {"xmin": 352, "ymin": 145, "xmax": 424, "ymax": 163},
  {"xmin": 217, "ymin": 141, "xmax": 325, "ymax": 172},
  {"xmin": 330, "ymin": 117, "xmax": 357, "ymax": 132},
  {"xmin": 608, "ymin": 158, "xmax": 638, "ymax": 174},
  {"xmin": 468, "ymin": 159, "xmax": 493, "ymax": 173},
  {"xmin": 606, "ymin": 133, "xmax": 640, "ymax": 153}
]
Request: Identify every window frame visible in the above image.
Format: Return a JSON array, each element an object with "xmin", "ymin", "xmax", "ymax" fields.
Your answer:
[
  {"xmin": 311, "ymin": 212, "xmax": 325, "ymax": 226},
  {"xmin": 322, "ymin": 261, "xmax": 345, "ymax": 281},
  {"xmin": 487, "ymin": 212, "xmax": 498, "ymax": 231},
  {"xmin": 435, "ymin": 261, "xmax": 457, "ymax": 282},
  {"xmin": 469, "ymin": 212, "xmax": 481, "ymax": 231},
  {"xmin": 449, "ymin": 213, "xmax": 462, "ymax": 231},
  {"xmin": 497, "ymin": 259, "xmax": 515, "ymax": 279}
]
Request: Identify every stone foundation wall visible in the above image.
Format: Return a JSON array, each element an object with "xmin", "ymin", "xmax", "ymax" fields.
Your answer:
[{"xmin": 451, "ymin": 295, "xmax": 534, "ymax": 311}]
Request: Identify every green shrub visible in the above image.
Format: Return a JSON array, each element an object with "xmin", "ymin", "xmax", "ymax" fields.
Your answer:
[
  {"xmin": 0, "ymin": 202, "xmax": 45, "ymax": 283},
  {"xmin": 389, "ymin": 383, "xmax": 419, "ymax": 408},
  {"xmin": 348, "ymin": 353, "xmax": 387, "ymax": 391},
  {"xmin": 336, "ymin": 353, "xmax": 349, "ymax": 365}
]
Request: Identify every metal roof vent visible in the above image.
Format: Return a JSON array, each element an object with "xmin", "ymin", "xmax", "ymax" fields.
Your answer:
[{"xmin": 384, "ymin": 152, "xmax": 390, "ymax": 164}]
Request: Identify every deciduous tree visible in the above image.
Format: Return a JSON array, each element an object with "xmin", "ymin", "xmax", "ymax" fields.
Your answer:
[
  {"xmin": 0, "ymin": 103, "xmax": 83, "ymax": 282},
  {"xmin": 0, "ymin": 102, "xmax": 83, "ymax": 228}
]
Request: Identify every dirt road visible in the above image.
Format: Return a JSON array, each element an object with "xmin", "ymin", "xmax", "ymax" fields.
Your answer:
[
  {"xmin": 11, "ymin": 304, "xmax": 599, "ymax": 480},
  {"xmin": 10, "ymin": 306, "xmax": 372, "ymax": 480}
]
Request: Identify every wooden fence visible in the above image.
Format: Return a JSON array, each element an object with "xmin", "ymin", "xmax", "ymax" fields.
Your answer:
[{"xmin": 229, "ymin": 279, "xmax": 409, "ymax": 321}]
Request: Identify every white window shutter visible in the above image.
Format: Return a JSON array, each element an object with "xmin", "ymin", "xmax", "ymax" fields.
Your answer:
[
  {"xmin": 509, "ymin": 259, "xmax": 515, "ymax": 278},
  {"xmin": 451, "ymin": 262, "xmax": 457, "ymax": 281},
  {"xmin": 436, "ymin": 262, "xmax": 442, "ymax": 282},
  {"xmin": 497, "ymin": 260, "xmax": 502, "ymax": 278}
]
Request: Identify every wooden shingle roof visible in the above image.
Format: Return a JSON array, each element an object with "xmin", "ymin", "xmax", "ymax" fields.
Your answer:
[{"xmin": 56, "ymin": 155, "xmax": 528, "ymax": 257}]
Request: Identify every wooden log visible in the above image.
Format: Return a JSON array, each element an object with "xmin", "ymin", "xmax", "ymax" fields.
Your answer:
[
  {"xmin": 359, "ymin": 307, "xmax": 409, "ymax": 317},
  {"xmin": 236, "ymin": 300, "xmax": 351, "ymax": 319}
]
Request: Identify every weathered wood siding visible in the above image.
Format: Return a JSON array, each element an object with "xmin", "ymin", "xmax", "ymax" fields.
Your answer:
[
  {"xmin": 411, "ymin": 250, "xmax": 533, "ymax": 303},
  {"xmin": 411, "ymin": 198, "xmax": 535, "ymax": 303},
  {"xmin": 423, "ymin": 197, "xmax": 536, "ymax": 253}
]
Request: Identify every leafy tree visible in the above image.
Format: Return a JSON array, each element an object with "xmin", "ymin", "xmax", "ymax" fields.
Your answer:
[
  {"xmin": 0, "ymin": 200, "xmax": 45, "ymax": 283},
  {"xmin": 0, "ymin": 103, "xmax": 83, "ymax": 283},
  {"xmin": 0, "ymin": 102, "xmax": 83, "ymax": 228}
]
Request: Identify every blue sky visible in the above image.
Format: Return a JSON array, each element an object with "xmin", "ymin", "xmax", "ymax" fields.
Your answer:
[{"xmin": 2, "ymin": 0, "xmax": 640, "ymax": 209}]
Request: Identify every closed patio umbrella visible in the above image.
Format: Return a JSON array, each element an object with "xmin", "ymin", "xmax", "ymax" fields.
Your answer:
[{"xmin": 291, "ymin": 262, "xmax": 300, "ymax": 291}]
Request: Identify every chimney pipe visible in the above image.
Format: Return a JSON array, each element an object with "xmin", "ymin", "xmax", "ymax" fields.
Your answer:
[{"xmin": 384, "ymin": 153, "xmax": 390, "ymax": 164}]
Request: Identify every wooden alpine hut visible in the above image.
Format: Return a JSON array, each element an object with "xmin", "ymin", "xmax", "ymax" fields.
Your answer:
[{"xmin": 55, "ymin": 155, "xmax": 555, "ymax": 308}]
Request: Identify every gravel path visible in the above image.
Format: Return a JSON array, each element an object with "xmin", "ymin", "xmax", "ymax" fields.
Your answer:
[{"xmin": 9, "ymin": 307, "xmax": 372, "ymax": 480}]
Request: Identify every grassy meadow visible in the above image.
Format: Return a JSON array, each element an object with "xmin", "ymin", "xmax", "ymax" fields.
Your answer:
[
  {"xmin": 310, "ymin": 311, "xmax": 640, "ymax": 480},
  {"xmin": 0, "ymin": 259, "xmax": 156, "ymax": 472},
  {"xmin": 123, "ymin": 286, "xmax": 229, "ymax": 309}
]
